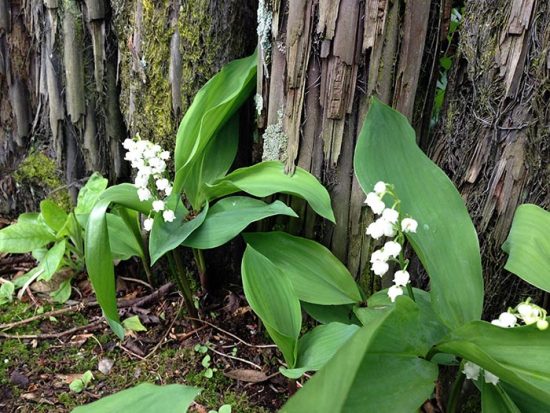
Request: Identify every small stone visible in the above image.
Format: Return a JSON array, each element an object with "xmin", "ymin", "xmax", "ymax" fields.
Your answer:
[
  {"xmin": 10, "ymin": 371, "xmax": 29, "ymax": 388},
  {"xmin": 98, "ymin": 358, "xmax": 114, "ymax": 375}
]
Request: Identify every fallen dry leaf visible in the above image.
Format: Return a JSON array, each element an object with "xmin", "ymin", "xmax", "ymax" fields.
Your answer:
[{"xmin": 224, "ymin": 369, "xmax": 270, "ymax": 383}]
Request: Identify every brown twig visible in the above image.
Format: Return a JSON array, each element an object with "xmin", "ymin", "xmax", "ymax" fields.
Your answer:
[
  {"xmin": 0, "ymin": 319, "xmax": 105, "ymax": 340},
  {"xmin": 185, "ymin": 317, "xmax": 277, "ymax": 349},
  {"xmin": 0, "ymin": 282, "xmax": 173, "ymax": 331},
  {"xmin": 207, "ymin": 346, "xmax": 263, "ymax": 370}
]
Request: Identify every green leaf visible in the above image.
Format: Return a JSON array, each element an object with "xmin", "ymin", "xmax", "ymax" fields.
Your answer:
[
  {"xmin": 174, "ymin": 52, "xmax": 256, "ymax": 200},
  {"xmin": 282, "ymin": 322, "xmax": 360, "ymax": 378},
  {"xmin": 281, "ymin": 298, "xmax": 438, "ymax": 412},
  {"xmin": 354, "ymin": 97, "xmax": 483, "ymax": 328},
  {"xmin": 218, "ymin": 405, "xmax": 232, "ymax": 413},
  {"xmin": 436, "ymin": 321, "xmax": 550, "ymax": 404},
  {"xmin": 502, "ymin": 204, "xmax": 550, "ymax": 292},
  {"xmin": 107, "ymin": 213, "xmax": 145, "ymax": 261},
  {"xmin": 183, "ymin": 198, "xmax": 297, "ymax": 250},
  {"xmin": 75, "ymin": 172, "xmax": 108, "ymax": 215},
  {"xmin": 37, "ymin": 241, "xmax": 66, "ymax": 281},
  {"xmin": 302, "ymin": 302, "xmax": 359, "ymax": 325},
  {"xmin": 0, "ymin": 281, "xmax": 15, "ymax": 305},
  {"xmin": 243, "ymin": 232, "xmax": 361, "ymax": 305},
  {"xmin": 241, "ymin": 245, "xmax": 301, "ymax": 367},
  {"xmin": 72, "ymin": 383, "xmax": 200, "ymax": 413},
  {"xmin": 501, "ymin": 383, "xmax": 550, "ymax": 413},
  {"xmin": 481, "ymin": 382, "xmax": 521, "ymax": 413},
  {"xmin": 85, "ymin": 184, "xmax": 153, "ymax": 335},
  {"xmin": 51, "ymin": 279, "xmax": 72, "ymax": 303},
  {"xmin": 69, "ymin": 371, "xmax": 94, "ymax": 393},
  {"xmin": 204, "ymin": 161, "xmax": 335, "ymax": 222},
  {"xmin": 149, "ymin": 200, "xmax": 205, "ymax": 265},
  {"xmin": 185, "ymin": 114, "xmax": 240, "ymax": 209},
  {"xmin": 123, "ymin": 315, "xmax": 147, "ymax": 332},
  {"xmin": 0, "ymin": 219, "xmax": 56, "ymax": 253},
  {"xmin": 40, "ymin": 200, "xmax": 68, "ymax": 232},
  {"xmin": 356, "ymin": 288, "xmax": 449, "ymax": 350}
]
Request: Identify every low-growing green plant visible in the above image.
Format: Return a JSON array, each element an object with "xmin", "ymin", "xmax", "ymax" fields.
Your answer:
[
  {"xmin": 85, "ymin": 51, "xmax": 334, "ymax": 338},
  {"xmin": 69, "ymin": 371, "xmax": 94, "ymax": 393},
  {"xmin": 0, "ymin": 172, "xmax": 143, "ymax": 304},
  {"xmin": 241, "ymin": 98, "xmax": 550, "ymax": 412}
]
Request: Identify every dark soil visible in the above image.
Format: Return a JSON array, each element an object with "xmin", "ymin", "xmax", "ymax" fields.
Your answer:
[{"xmin": 0, "ymin": 252, "xmax": 288, "ymax": 413}]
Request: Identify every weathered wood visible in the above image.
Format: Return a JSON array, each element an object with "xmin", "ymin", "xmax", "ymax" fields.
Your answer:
[
  {"xmin": 84, "ymin": 0, "xmax": 104, "ymax": 21},
  {"xmin": 496, "ymin": 0, "xmax": 536, "ymax": 97},
  {"xmin": 394, "ymin": 0, "xmax": 431, "ymax": 119},
  {"xmin": 88, "ymin": 20, "xmax": 105, "ymax": 92},
  {"xmin": 0, "ymin": 0, "xmax": 9, "ymax": 34},
  {"xmin": 63, "ymin": 0, "xmax": 85, "ymax": 124},
  {"xmin": 8, "ymin": 78, "xmax": 31, "ymax": 145},
  {"xmin": 169, "ymin": 0, "xmax": 182, "ymax": 117},
  {"xmin": 430, "ymin": 0, "xmax": 549, "ymax": 315}
]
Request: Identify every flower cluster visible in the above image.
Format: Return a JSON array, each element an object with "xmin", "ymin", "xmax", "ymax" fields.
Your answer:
[
  {"xmin": 364, "ymin": 182, "xmax": 418, "ymax": 302},
  {"xmin": 463, "ymin": 361, "xmax": 499, "ymax": 386},
  {"xmin": 123, "ymin": 136, "xmax": 176, "ymax": 231},
  {"xmin": 491, "ymin": 299, "xmax": 548, "ymax": 331}
]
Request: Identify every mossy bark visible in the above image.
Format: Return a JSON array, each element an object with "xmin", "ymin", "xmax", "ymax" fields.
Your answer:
[
  {"xmin": 0, "ymin": 0, "xmax": 256, "ymax": 216},
  {"xmin": 429, "ymin": 0, "xmax": 549, "ymax": 318}
]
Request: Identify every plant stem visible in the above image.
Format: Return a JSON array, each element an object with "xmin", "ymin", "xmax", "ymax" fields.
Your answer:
[
  {"xmin": 447, "ymin": 371, "xmax": 465, "ymax": 413},
  {"xmin": 142, "ymin": 259, "xmax": 154, "ymax": 287},
  {"xmin": 192, "ymin": 248, "xmax": 208, "ymax": 290},
  {"xmin": 406, "ymin": 283, "xmax": 416, "ymax": 301},
  {"xmin": 168, "ymin": 251, "xmax": 199, "ymax": 322}
]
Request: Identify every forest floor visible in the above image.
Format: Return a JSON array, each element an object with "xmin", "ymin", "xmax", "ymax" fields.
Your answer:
[{"xmin": 0, "ymin": 253, "xmax": 287, "ymax": 413}]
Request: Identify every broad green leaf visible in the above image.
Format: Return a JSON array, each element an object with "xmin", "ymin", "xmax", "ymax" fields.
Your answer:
[
  {"xmin": 356, "ymin": 288, "xmax": 449, "ymax": 350},
  {"xmin": 502, "ymin": 204, "xmax": 550, "ymax": 292},
  {"xmin": 354, "ymin": 97, "xmax": 483, "ymax": 328},
  {"xmin": 183, "ymin": 198, "xmax": 297, "ymax": 250},
  {"xmin": 281, "ymin": 298, "xmax": 438, "ymax": 412},
  {"xmin": 107, "ymin": 213, "xmax": 145, "ymax": 261},
  {"xmin": 37, "ymin": 241, "xmax": 66, "ymax": 281},
  {"xmin": 185, "ymin": 114, "xmax": 240, "ymax": 209},
  {"xmin": 243, "ymin": 232, "xmax": 361, "ymax": 305},
  {"xmin": 85, "ymin": 184, "xmax": 153, "ymax": 335},
  {"xmin": 436, "ymin": 321, "xmax": 550, "ymax": 404},
  {"xmin": 40, "ymin": 200, "xmax": 68, "ymax": 232},
  {"xmin": 501, "ymin": 383, "xmax": 550, "ymax": 413},
  {"xmin": 75, "ymin": 172, "xmax": 108, "ymax": 215},
  {"xmin": 302, "ymin": 302, "xmax": 359, "ymax": 325},
  {"xmin": 282, "ymin": 322, "xmax": 360, "ymax": 378},
  {"xmin": 17, "ymin": 212, "xmax": 40, "ymax": 223},
  {"xmin": 123, "ymin": 315, "xmax": 147, "ymax": 332},
  {"xmin": 72, "ymin": 383, "xmax": 201, "ymax": 413},
  {"xmin": 204, "ymin": 161, "xmax": 335, "ymax": 222},
  {"xmin": 149, "ymin": 201, "xmax": 205, "ymax": 265},
  {"xmin": 51, "ymin": 279, "xmax": 72, "ymax": 303},
  {"xmin": 481, "ymin": 382, "xmax": 521, "ymax": 413},
  {"xmin": 0, "ymin": 220, "xmax": 56, "ymax": 253},
  {"xmin": 174, "ymin": 52, "xmax": 256, "ymax": 197},
  {"xmin": 241, "ymin": 245, "xmax": 301, "ymax": 367}
]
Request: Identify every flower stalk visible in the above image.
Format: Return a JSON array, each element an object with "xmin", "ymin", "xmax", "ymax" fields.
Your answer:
[{"xmin": 167, "ymin": 250, "xmax": 199, "ymax": 322}]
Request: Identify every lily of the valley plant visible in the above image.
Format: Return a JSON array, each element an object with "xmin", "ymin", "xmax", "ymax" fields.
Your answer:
[{"xmin": 241, "ymin": 98, "xmax": 550, "ymax": 412}]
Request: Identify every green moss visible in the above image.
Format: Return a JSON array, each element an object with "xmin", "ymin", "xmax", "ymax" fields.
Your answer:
[
  {"xmin": 114, "ymin": 0, "xmax": 235, "ymax": 156},
  {"xmin": 14, "ymin": 151, "xmax": 71, "ymax": 210}
]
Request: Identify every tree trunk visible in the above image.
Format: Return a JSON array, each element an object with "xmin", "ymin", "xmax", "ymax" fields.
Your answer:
[
  {"xmin": 0, "ymin": 0, "xmax": 256, "ymax": 215},
  {"xmin": 259, "ymin": 0, "xmax": 548, "ymax": 314},
  {"xmin": 429, "ymin": 0, "xmax": 549, "ymax": 317},
  {"xmin": 258, "ymin": 0, "xmax": 445, "ymax": 292}
]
